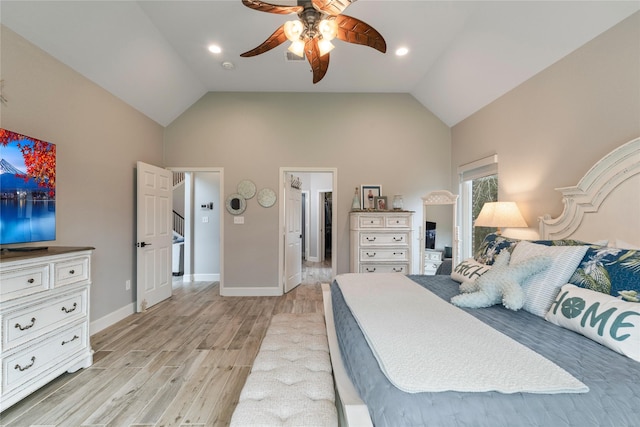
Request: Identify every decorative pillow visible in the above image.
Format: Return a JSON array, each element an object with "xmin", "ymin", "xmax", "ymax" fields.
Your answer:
[
  {"xmin": 474, "ymin": 234, "xmax": 521, "ymax": 265},
  {"xmin": 510, "ymin": 241, "xmax": 589, "ymax": 317},
  {"xmin": 546, "ymin": 284, "xmax": 640, "ymax": 362},
  {"xmin": 474, "ymin": 233, "xmax": 591, "ymax": 265},
  {"xmin": 451, "ymin": 258, "xmax": 492, "ymax": 283},
  {"xmin": 569, "ymin": 245, "xmax": 640, "ymax": 303}
]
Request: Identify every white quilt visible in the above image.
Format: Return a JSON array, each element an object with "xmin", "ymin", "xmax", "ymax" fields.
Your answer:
[{"xmin": 336, "ymin": 273, "xmax": 589, "ymax": 394}]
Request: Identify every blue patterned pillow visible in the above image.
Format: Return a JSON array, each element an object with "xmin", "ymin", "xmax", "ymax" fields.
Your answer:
[
  {"xmin": 570, "ymin": 245, "xmax": 640, "ymax": 303},
  {"xmin": 474, "ymin": 234, "xmax": 521, "ymax": 265},
  {"xmin": 474, "ymin": 233, "xmax": 588, "ymax": 265}
]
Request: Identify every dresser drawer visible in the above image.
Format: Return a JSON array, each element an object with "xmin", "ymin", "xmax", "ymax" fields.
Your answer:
[
  {"xmin": 360, "ymin": 248, "xmax": 409, "ymax": 262},
  {"xmin": 357, "ymin": 215, "xmax": 385, "ymax": 228},
  {"xmin": 3, "ymin": 288, "xmax": 88, "ymax": 350},
  {"xmin": 3, "ymin": 322, "xmax": 89, "ymax": 394},
  {"xmin": 385, "ymin": 215, "xmax": 411, "ymax": 228},
  {"xmin": 424, "ymin": 261, "xmax": 443, "ymax": 275},
  {"xmin": 0, "ymin": 264, "xmax": 50, "ymax": 301},
  {"xmin": 53, "ymin": 256, "xmax": 90, "ymax": 287},
  {"xmin": 425, "ymin": 250, "xmax": 443, "ymax": 261},
  {"xmin": 359, "ymin": 264, "xmax": 409, "ymax": 274},
  {"xmin": 359, "ymin": 232, "xmax": 409, "ymax": 247}
]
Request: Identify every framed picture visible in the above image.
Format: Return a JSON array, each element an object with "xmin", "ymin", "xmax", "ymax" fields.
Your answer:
[
  {"xmin": 361, "ymin": 185, "xmax": 382, "ymax": 209},
  {"xmin": 375, "ymin": 196, "xmax": 388, "ymax": 211}
]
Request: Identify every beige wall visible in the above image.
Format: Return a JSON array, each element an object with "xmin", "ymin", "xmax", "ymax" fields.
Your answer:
[
  {"xmin": 0, "ymin": 26, "xmax": 165, "ymax": 322},
  {"xmin": 452, "ymin": 12, "xmax": 640, "ymax": 238},
  {"xmin": 164, "ymin": 92, "xmax": 451, "ymax": 287}
]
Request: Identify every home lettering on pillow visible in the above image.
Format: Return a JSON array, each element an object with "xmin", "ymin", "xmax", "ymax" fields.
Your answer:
[
  {"xmin": 546, "ymin": 284, "xmax": 640, "ymax": 362},
  {"xmin": 549, "ymin": 289, "xmax": 639, "ymax": 342}
]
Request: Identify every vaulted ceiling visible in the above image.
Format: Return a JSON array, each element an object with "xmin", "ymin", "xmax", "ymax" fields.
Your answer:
[{"xmin": 2, "ymin": 1, "xmax": 638, "ymax": 127}]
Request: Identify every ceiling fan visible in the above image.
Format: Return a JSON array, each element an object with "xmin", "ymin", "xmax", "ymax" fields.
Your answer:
[{"xmin": 240, "ymin": 0, "xmax": 386, "ymax": 83}]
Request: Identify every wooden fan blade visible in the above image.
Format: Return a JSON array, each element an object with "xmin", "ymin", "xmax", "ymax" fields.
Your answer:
[
  {"xmin": 311, "ymin": 0, "xmax": 355, "ymax": 16},
  {"xmin": 335, "ymin": 14, "xmax": 386, "ymax": 53},
  {"xmin": 241, "ymin": 0, "xmax": 302, "ymax": 15},
  {"xmin": 305, "ymin": 38, "xmax": 330, "ymax": 84},
  {"xmin": 240, "ymin": 24, "xmax": 288, "ymax": 57}
]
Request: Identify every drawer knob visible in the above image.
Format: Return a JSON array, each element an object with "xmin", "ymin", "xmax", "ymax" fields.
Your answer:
[
  {"xmin": 15, "ymin": 356, "xmax": 36, "ymax": 372},
  {"xmin": 15, "ymin": 318, "xmax": 36, "ymax": 331},
  {"xmin": 27, "ymin": 278, "xmax": 35, "ymax": 284},
  {"xmin": 61, "ymin": 302, "xmax": 78, "ymax": 314},
  {"xmin": 366, "ymin": 237, "xmax": 376, "ymax": 242},
  {"xmin": 366, "ymin": 252, "xmax": 376, "ymax": 257},
  {"xmin": 393, "ymin": 252, "xmax": 403, "ymax": 255},
  {"xmin": 62, "ymin": 335, "xmax": 80, "ymax": 346},
  {"xmin": 365, "ymin": 267, "xmax": 376, "ymax": 273},
  {"xmin": 393, "ymin": 237, "xmax": 403, "ymax": 242},
  {"xmin": 69, "ymin": 269, "xmax": 75, "ymax": 275},
  {"xmin": 393, "ymin": 267, "xmax": 404, "ymax": 272}
]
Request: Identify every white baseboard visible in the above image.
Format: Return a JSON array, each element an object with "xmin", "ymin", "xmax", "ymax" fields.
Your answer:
[
  {"xmin": 220, "ymin": 285, "xmax": 282, "ymax": 297},
  {"xmin": 181, "ymin": 273, "xmax": 220, "ymax": 282},
  {"xmin": 90, "ymin": 302, "xmax": 135, "ymax": 336}
]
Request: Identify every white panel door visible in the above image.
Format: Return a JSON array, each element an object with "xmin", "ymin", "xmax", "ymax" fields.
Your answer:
[
  {"xmin": 136, "ymin": 161, "xmax": 172, "ymax": 312},
  {"xmin": 284, "ymin": 173, "xmax": 302, "ymax": 293}
]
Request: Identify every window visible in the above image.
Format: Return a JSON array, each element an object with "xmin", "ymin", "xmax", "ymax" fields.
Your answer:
[{"xmin": 458, "ymin": 155, "xmax": 498, "ymax": 260}]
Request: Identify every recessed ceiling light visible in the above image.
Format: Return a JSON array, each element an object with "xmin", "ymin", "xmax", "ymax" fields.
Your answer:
[
  {"xmin": 395, "ymin": 47, "xmax": 409, "ymax": 56},
  {"xmin": 221, "ymin": 61, "xmax": 235, "ymax": 70},
  {"xmin": 208, "ymin": 44, "xmax": 222, "ymax": 54}
]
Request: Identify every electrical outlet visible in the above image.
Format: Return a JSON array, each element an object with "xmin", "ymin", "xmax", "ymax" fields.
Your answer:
[{"xmin": 125, "ymin": 279, "xmax": 131, "ymax": 290}]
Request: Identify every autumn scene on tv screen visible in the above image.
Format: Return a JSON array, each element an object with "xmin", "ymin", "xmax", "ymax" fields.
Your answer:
[{"xmin": 0, "ymin": 128, "xmax": 56, "ymax": 245}]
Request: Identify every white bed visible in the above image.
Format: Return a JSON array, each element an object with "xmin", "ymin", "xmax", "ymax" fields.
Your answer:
[{"xmin": 323, "ymin": 136, "xmax": 640, "ymax": 426}]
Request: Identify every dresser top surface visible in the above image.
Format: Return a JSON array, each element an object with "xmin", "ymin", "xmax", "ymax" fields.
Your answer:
[
  {"xmin": 0, "ymin": 246, "xmax": 94, "ymax": 263},
  {"xmin": 350, "ymin": 210, "xmax": 415, "ymax": 214}
]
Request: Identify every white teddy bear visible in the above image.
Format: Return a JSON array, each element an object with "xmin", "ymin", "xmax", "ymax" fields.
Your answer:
[{"xmin": 451, "ymin": 250, "xmax": 551, "ymax": 311}]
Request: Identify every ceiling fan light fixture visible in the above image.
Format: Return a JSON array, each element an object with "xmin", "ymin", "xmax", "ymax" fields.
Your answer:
[
  {"xmin": 318, "ymin": 19, "xmax": 338, "ymax": 41},
  {"xmin": 288, "ymin": 40, "xmax": 305, "ymax": 57},
  {"xmin": 284, "ymin": 20, "xmax": 304, "ymax": 42},
  {"xmin": 318, "ymin": 39, "xmax": 335, "ymax": 57}
]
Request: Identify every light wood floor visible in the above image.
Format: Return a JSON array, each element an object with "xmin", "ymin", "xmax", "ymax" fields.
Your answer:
[
  {"xmin": 301, "ymin": 258, "xmax": 332, "ymax": 285},
  {"xmin": 0, "ymin": 281, "xmax": 325, "ymax": 427}
]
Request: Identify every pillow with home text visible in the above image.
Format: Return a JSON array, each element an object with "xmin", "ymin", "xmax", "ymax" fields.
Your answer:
[
  {"xmin": 546, "ymin": 284, "xmax": 640, "ymax": 362},
  {"xmin": 451, "ymin": 258, "xmax": 492, "ymax": 283}
]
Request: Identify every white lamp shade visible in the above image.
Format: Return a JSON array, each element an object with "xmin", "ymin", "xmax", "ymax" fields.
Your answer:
[
  {"xmin": 284, "ymin": 20, "xmax": 304, "ymax": 42},
  {"xmin": 474, "ymin": 202, "xmax": 528, "ymax": 229},
  {"xmin": 288, "ymin": 40, "xmax": 305, "ymax": 57},
  {"xmin": 317, "ymin": 39, "xmax": 335, "ymax": 56},
  {"xmin": 319, "ymin": 19, "xmax": 338, "ymax": 40}
]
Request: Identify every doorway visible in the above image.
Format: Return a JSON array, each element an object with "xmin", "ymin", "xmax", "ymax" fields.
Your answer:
[
  {"xmin": 168, "ymin": 167, "xmax": 223, "ymax": 291},
  {"xmin": 279, "ymin": 168, "xmax": 337, "ymax": 292}
]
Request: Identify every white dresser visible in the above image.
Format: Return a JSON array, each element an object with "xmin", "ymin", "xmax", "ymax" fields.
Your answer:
[
  {"xmin": 350, "ymin": 211, "xmax": 413, "ymax": 274},
  {"xmin": 0, "ymin": 247, "xmax": 94, "ymax": 411},
  {"xmin": 423, "ymin": 249, "xmax": 443, "ymax": 275}
]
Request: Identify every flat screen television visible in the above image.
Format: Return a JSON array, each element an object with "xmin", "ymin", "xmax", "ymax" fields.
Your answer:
[
  {"xmin": 0, "ymin": 128, "xmax": 56, "ymax": 245},
  {"xmin": 425, "ymin": 221, "xmax": 436, "ymax": 249}
]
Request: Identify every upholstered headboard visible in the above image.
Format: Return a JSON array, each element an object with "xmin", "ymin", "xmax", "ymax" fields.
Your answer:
[{"xmin": 539, "ymin": 137, "xmax": 640, "ymax": 246}]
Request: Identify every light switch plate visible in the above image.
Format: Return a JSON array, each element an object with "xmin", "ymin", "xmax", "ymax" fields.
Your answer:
[{"xmin": 202, "ymin": 216, "xmax": 209, "ymax": 223}]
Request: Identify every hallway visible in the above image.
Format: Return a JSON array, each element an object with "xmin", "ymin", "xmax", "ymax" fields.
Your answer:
[{"xmin": 301, "ymin": 258, "xmax": 332, "ymax": 285}]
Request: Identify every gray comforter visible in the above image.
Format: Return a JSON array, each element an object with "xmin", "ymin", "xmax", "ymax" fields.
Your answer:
[{"xmin": 331, "ymin": 275, "xmax": 640, "ymax": 426}]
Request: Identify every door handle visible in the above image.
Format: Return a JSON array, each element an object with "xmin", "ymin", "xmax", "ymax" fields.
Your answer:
[{"xmin": 137, "ymin": 242, "xmax": 152, "ymax": 247}]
